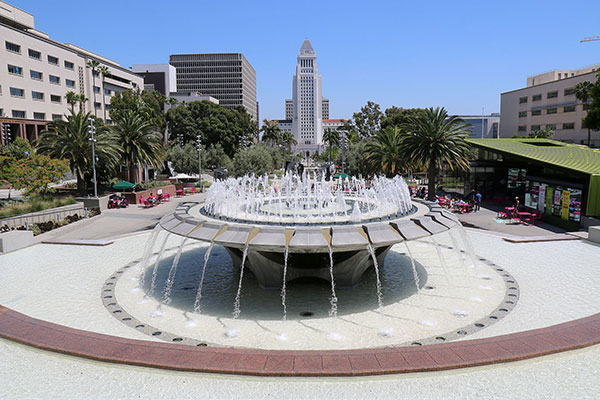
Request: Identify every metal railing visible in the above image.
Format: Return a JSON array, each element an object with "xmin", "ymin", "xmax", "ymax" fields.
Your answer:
[{"xmin": 0, "ymin": 203, "xmax": 85, "ymax": 228}]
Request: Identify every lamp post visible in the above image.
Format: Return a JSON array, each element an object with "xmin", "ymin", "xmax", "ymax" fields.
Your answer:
[
  {"xmin": 196, "ymin": 134, "xmax": 203, "ymax": 193},
  {"xmin": 88, "ymin": 117, "xmax": 98, "ymax": 198},
  {"xmin": 341, "ymin": 131, "xmax": 347, "ymax": 173}
]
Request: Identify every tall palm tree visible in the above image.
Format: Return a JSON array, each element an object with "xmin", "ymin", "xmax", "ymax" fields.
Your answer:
[
  {"xmin": 402, "ymin": 107, "xmax": 472, "ymax": 201},
  {"xmin": 76, "ymin": 94, "xmax": 88, "ymax": 112},
  {"xmin": 65, "ymin": 91, "xmax": 78, "ymax": 112},
  {"xmin": 280, "ymin": 130, "xmax": 297, "ymax": 151},
  {"xmin": 261, "ymin": 119, "xmax": 281, "ymax": 145},
  {"xmin": 86, "ymin": 59, "xmax": 100, "ymax": 117},
  {"xmin": 111, "ymin": 109, "xmax": 164, "ymax": 182},
  {"xmin": 97, "ymin": 65, "xmax": 111, "ymax": 122},
  {"xmin": 365, "ymin": 127, "xmax": 405, "ymax": 177},
  {"xmin": 36, "ymin": 111, "xmax": 119, "ymax": 195},
  {"xmin": 575, "ymin": 81, "xmax": 594, "ymax": 146},
  {"xmin": 322, "ymin": 128, "xmax": 340, "ymax": 164}
]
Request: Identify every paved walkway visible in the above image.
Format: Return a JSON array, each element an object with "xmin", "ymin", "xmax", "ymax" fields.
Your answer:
[{"xmin": 456, "ymin": 202, "xmax": 575, "ymax": 237}]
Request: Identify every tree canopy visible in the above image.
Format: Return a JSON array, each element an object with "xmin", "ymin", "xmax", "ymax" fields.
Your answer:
[
  {"xmin": 582, "ymin": 72, "xmax": 600, "ymax": 135},
  {"xmin": 166, "ymin": 101, "xmax": 258, "ymax": 157}
]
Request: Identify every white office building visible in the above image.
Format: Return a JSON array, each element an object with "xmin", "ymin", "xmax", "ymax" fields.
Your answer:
[{"xmin": 0, "ymin": 1, "xmax": 143, "ymax": 145}]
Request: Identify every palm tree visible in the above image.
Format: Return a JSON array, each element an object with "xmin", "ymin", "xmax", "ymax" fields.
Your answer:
[
  {"xmin": 322, "ymin": 128, "xmax": 340, "ymax": 164},
  {"xmin": 65, "ymin": 91, "xmax": 78, "ymax": 112},
  {"xmin": 97, "ymin": 65, "xmax": 110, "ymax": 122},
  {"xmin": 402, "ymin": 107, "xmax": 472, "ymax": 201},
  {"xmin": 261, "ymin": 119, "xmax": 281, "ymax": 145},
  {"xmin": 86, "ymin": 59, "xmax": 100, "ymax": 117},
  {"xmin": 280, "ymin": 130, "xmax": 297, "ymax": 151},
  {"xmin": 76, "ymin": 94, "xmax": 88, "ymax": 112},
  {"xmin": 575, "ymin": 81, "xmax": 594, "ymax": 146},
  {"xmin": 36, "ymin": 111, "xmax": 119, "ymax": 195},
  {"xmin": 365, "ymin": 127, "xmax": 405, "ymax": 177},
  {"xmin": 111, "ymin": 109, "xmax": 164, "ymax": 182}
]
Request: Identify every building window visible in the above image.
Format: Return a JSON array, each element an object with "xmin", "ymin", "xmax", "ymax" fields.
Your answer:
[
  {"xmin": 94, "ymin": 102, "xmax": 101, "ymax": 109},
  {"xmin": 583, "ymin": 103, "xmax": 590, "ymax": 111},
  {"xmin": 12, "ymin": 110, "xmax": 26, "ymax": 118},
  {"xmin": 104, "ymin": 88, "xmax": 111, "ymax": 95},
  {"xmin": 49, "ymin": 75, "xmax": 60, "ymax": 84},
  {"xmin": 32, "ymin": 91, "xmax": 44, "ymax": 100},
  {"xmin": 532, "ymin": 110, "xmax": 541, "ymax": 116},
  {"xmin": 33, "ymin": 112, "xmax": 45, "ymax": 120},
  {"xmin": 64, "ymin": 60, "xmax": 74, "ymax": 70},
  {"xmin": 28, "ymin": 49, "xmax": 41, "ymax": 60},
  {"xmin": 518, "ymin": 111, "xmax": 527, "ymax": 118},
  {"xmin": 5, "ymin": 41, "xmax": 21, "ymax": 53},
  {"xmin": 10, "ymin": 87, "xmax": 25, "ymax": 97},
  {"xmin": 52, "ymin": 114, "xmax": 62, "ymax": 121},
  {"xmin": 562, "ymin": 123, "xmax": 575, "ymax": 130},
  {"xmin": 50, "ymin": 94, "xmax": 61, "ymax": 103},
  {"xmin": 7, "ymin": 64, "xmax": 23, "ymax": 76},
  {"xmin": 93, "ymin": 86, "xmax": 100, "ymax": 93},
  {"xmin": 546, "ymin": 124, "xmax": 556, "ymax": 130},
  {"xmin": 564, "ymin": 88, "xmax": 576, "ymax": 96},
  {"xmin": 531, "ymin": 125, "xmax": 541, "ymax": 131},
  {"xmin": 519, "ymin": 96, "xmax": 527, "ymax": 103},
  {"xmin": 66, "ymin": 79, "xmax": 76, "ymax": 88},
  {"xmin": 532, "ymin": 94, "xmax": 542, "ymax": 101},
  {"xmin": 48, "ymin": 55, "xmax": 59, "ymax": 65},
  {"xmin": 30, "ymin": 70, "xmax": 43, "ymax": 80},
  {"xmin": 547, "ymin": 91, "xmax": 558, "ymax": 99},
  {"xmin": 564, "ymin": 105, "xmax": 576, "ymax": 112},
  {"xmin": 518, "ymin": 125, "xmax": 526, "ymax": 132},
  {"xmin": 546, "ymin": 108, "xmax": 557, "ymax": 114}
]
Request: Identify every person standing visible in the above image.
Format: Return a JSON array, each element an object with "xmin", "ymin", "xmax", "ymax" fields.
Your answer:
[{"xmin": 475, "ymin": 191, "xmax": 482, "ymax": 211}]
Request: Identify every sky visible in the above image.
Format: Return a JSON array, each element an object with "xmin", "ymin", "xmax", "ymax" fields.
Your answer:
[{"xmin": 10, "ymin": 0, "xmax": 600, "ymax": 121}]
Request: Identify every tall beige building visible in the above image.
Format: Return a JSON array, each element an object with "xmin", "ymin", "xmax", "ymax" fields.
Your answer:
[
  {"xmin": 500, "ymin": 64, "xmax": 600, "ymax": 146},
  {"xmin": 0, "ymin": 1, "xmax": 143, "ymax": 145}
]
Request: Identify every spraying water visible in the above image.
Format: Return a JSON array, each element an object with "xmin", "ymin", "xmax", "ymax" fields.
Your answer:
[
  {"xmin": 281, "ymin": 246, "xmax": 289, "ymax": 320},
  {"xmin": 138, "ymin": 225, "xmax": 160, "ymax": 287},
  {"xmin": 404, "ymin": 241, "xmax": 421, "ymax": 299},
  {"xmin": 192, "ymin": 243, "xmax": 214, "ymax": 313},
  {"xmin": 232, "ymin": 244, "xmax": 249, "ymax": 319},
  {"xmin": 162, "ymin": 237, "xmax": 188, "ymax": 304},
  {"xmin": 149, "ymin": 233, "xmax": 171, "ymax": 297},
  {"xmin": 327, "ymin": 245, "xmax": 338, "ymax": 317},
  {"xmin": 367, "ymin": 244, "xmax": 384, "ymax": 309}
]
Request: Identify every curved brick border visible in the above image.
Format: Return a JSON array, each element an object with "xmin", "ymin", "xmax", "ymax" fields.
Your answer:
[{"xmin": 1, "ymin": 305, "xmax": 598, "ymax": 376}]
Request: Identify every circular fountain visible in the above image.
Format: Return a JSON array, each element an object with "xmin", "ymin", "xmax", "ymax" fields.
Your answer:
[{"xmin": 155, "ymin": 173, "xmax": 456, "ymax": 290}]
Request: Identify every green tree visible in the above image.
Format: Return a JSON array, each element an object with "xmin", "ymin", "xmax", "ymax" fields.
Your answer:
[
  {"xmin": 1, "ymin": 137, "xmax": 33, "ymax": 159},
  {"xmin": 166, "ymin": 143, "xmax": 200, "ymax": 175},
  {"xmin": 231, "ymin": 144, "xmax": 277, "ymax": 177},
  {"xmin": 576, "ymin": 80, "xmax": 595, "ymax": 146},
  {"xmin": 16, "ymin": 154, "xmax": 69, "ymax": 197},
  {"xmin": 322, "ymin": 128, "xmax": 340, "ymax": 163},
  {"xmin": 65, "ymin": 91, "xmax": 78, "ymax": 113},
  {"xmin": 583, "ymin": 72, "xmax": 600, "ymax": 138},
  {"xmin": 365, "ymin": 127, "xmax": 406, "ymax": 177},
  {"xmin": 109, "ymin": 89, "xmax": 166, "ymax": 133},
  {"xmin": 76, "ymin": 93, "xmax": 88, "ymax": 112},
  {"xmin": 280, "ymin": 130, "xmax": 297, "ymax": 151},
  {"xmin": 381, "ymin": 106, "xmax": 427, "ymax": 130},
  {"xmin": 97, "ymin": 65, "xmax": 111, "ymax": 121},
  {"xmin": 261, "ymin": 119, "xmax": 281, "ymax": 145},
  {"xmin": 37, "ymin": 111, "xmax": 119, "ymax": 195},
  {"xmin": 345, "ymin": 141, "xmax": 369, "ymax": 177},
  {"xmin": 402, "ymin": 107, "xmax": 472, "ymax": 201},
  {"xmin": 203, "ymin": 143, "xmax": 233, "ymax": 171},
  {"xmin": 111, "ymin": 109, "xmax": 164, "ymax": 182},
  {"xmin": 350, "ymin": 101, "xmax": 383, "ymax": 139},
  {"xmin": 166, "ymin": 100, "xmax": 256, "ymax": 157},
  {"xmin": 528, "ymin": 127, "xmax": 554, "ymax": 138},
  {"xmin": 86, "ymin": 59, "xmax": 100, "ymax": 117}
]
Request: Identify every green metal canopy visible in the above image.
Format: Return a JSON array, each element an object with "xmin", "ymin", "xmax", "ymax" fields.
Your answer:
[
  {"xmin": 112, "ymin": 181, "xmax": 135, "ymax": 190},
  {"xmin": 467, "ymin": 138, "xmax": 600, "ymax": 175}
]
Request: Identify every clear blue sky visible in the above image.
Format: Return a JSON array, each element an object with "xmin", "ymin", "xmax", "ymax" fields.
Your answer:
[{"xmin": 11, "ymin": 0, "xmax": 600, "ymax": 121}]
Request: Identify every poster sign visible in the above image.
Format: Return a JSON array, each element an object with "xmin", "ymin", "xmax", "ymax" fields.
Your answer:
[
  {"xmin": 538, "ymin": 185, "xmax": 546, "ymax": 212},
  {"xmin": 561, "ymin": 190, "xmax": 570, "ymax": 220}
]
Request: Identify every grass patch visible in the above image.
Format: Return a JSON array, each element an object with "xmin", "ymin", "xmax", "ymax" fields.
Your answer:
[{"xmin": 0, "ymin": 196, "xmax": 77, "ymax": 219}]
